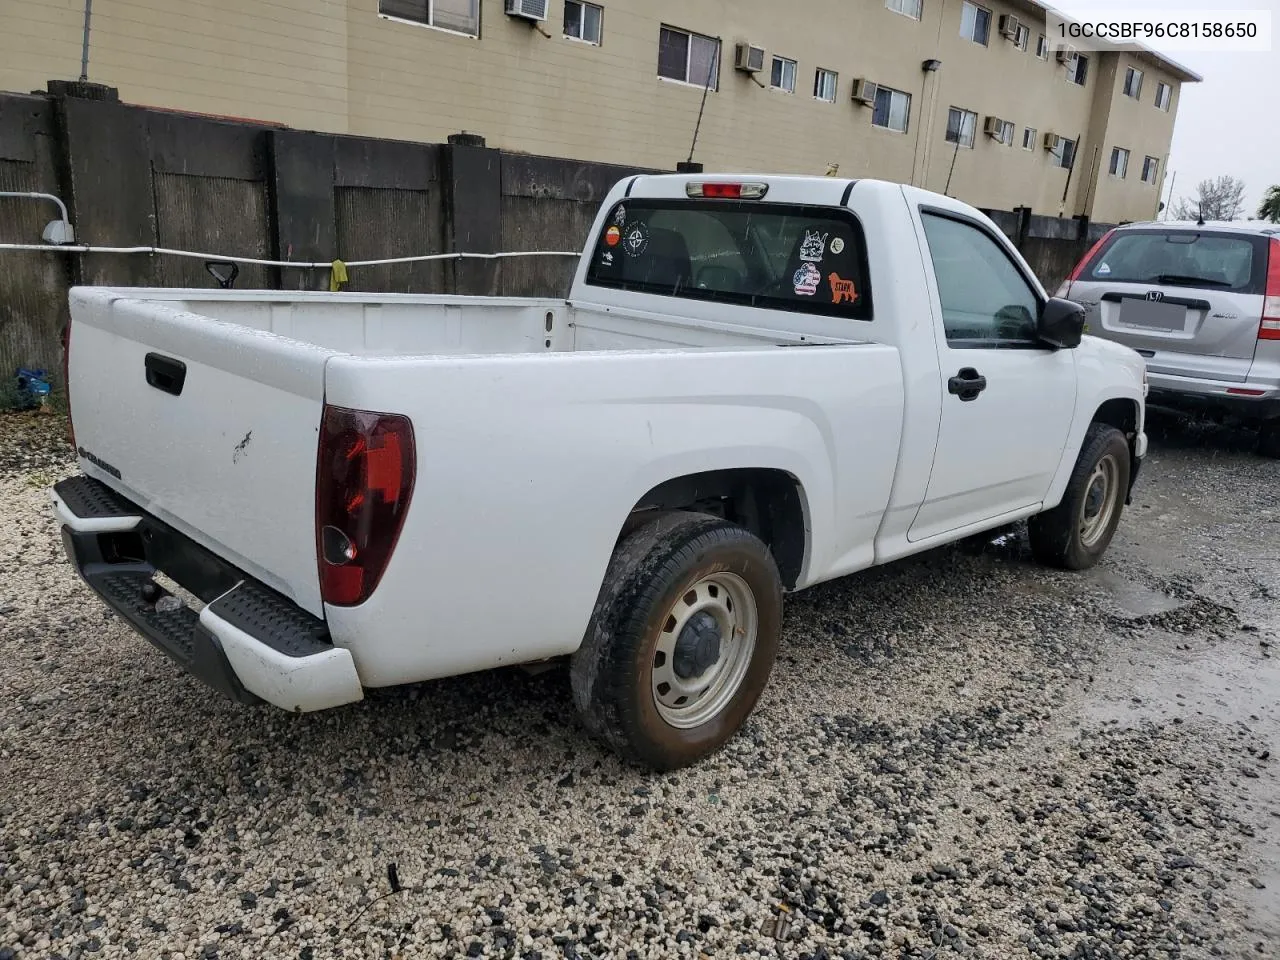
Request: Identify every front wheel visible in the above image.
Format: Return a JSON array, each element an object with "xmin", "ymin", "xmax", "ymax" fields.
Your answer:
[
  {"xmin": 1028, "ymin": 423, "xmax": 1131, "ymax": 571},
  {"xmin": 570, "ymin": 512, "xmax": 783, "ymax": 771}
]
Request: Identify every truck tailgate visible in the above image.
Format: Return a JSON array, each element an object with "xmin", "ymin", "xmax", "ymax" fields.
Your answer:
[{"xmin": 67, "ymin": 288, "xmax": 330, "ymax": 617}]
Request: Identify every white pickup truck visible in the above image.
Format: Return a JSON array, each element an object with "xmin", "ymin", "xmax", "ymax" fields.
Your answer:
[{"xmin": 54, "ymin": 174, "xmax": 1147, "ymax": 770}]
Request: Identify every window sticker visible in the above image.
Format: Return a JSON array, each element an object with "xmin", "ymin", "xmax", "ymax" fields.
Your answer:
[
  {"xmin": 799, "ymin": 230, "xmax": 829, "ymax": 263},
  {"xmin": 828, "ymin": 273, "xmax": 858, "ymax": 304},
  {"xmin": 623, "ymin": 222, "xmax": 650, "ymax": 257},
  {"xmin": 793, "ymin": 262, "xmax": 821, "ymax": 296}
]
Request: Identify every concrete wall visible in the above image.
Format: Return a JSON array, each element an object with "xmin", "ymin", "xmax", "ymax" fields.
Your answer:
[
  {"xmin": 0, "ymin": 0, "xmax": 1195, "ymax": 224},
  {"xmin": 0, "ymin": 88, "xmax": 1121, "ymax": 396},
  {"xmin": 981, "ymin": 208, "xmax": 1114, "ymax": 293},
  {"xmin": 0, "ymin": 94, "xmax": 71, "ymax": 389},
  {"xmin": 0, "ymin": 89, "xmax": 654, "ymax": 382}
]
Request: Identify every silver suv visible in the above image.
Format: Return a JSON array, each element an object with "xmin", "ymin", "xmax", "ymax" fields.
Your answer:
[{"xmin": 1057, "ymin": 221, "xmax": 1280, "ymax": 457}]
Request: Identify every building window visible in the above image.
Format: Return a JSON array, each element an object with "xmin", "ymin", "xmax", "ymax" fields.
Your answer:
[
  {"xmin": 1036, "ymin": 34, "xmax": 1048, "ymax": 59},
  {"xmin": 814, "ymin": 68, "xmax": 838, "ymax": 102},
  {"xmin": 1142, "ymin": 156, "xmax": 1160, "ymax": 185},
  {"xmin": 770, "ymin": 56, "xmax": 797, "ymax": 93},
  {"xmin": 379, "ymin": 0, "xmax": 479, "ymax": 36},
  {"xmin": 886, "ymin": 0, "xmax": 922, "ymax": 19},
  {"xmin": 1123, "ymin": 66, "xmax": 1144, "ymax": 99},
  {"xmin": 960, "ymin": 2, "xmax": 991, "ymax": 45},
  {"xmin": 872, "ymin": 86, "xmax": 911, "ymax": 132},
  {"xmin": 997, "ymin": 119, "xmax": 1015, "ymax": 145},
  {"xmin": 1022, "ymin": 126, "xmax": 1037, "ymax": 150},
  {"xmin": 1155, "ymin": 82, "xmax": 1172, "ymax": 110},
  {"xmin": 658, "ymin": 25, "xmax": 720, "ymax": 88},
  {"xmin": 1068, "ymin": 53, "xmax": 1089, "ymax": 85},
  {"xmin": 1051, "ymin": 137, "xmax": 1077, "ymax": 169},
  {"xmin": 945, "ymin": 107, "xmax": 977, "ymax": 148},
  {"xmin": 1015, "ymin": 24, "xmax": 1030, "ymax": 51},
  {"xmin": 1109, "ymin": 147, "xmax": 1130, "ymax": 179},
  {"xmin": 564, "ymin": 1, "xmax": 602, "ymax": 44}
]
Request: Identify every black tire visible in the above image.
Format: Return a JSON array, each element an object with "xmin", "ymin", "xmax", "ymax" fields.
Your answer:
[
  {"xmin": 570, "ymin": 512, "xmax": 783, "ymax": 771},
  {"xmin": 1258, "ymin": 420, "xmax": 1280, "ymax": 459},
  {"xmin": 1028, "ymin": 423, "xmax": 1131, "ymax": 571}
]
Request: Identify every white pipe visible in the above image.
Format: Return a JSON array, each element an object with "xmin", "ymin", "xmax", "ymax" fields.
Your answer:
[
  {"xmin": 0, "ymin": 192, "xmax": 75, "ymax": 240},
  {"xmin": 0, "ymin": 243, "xmax": 580, "ymax": 268}
]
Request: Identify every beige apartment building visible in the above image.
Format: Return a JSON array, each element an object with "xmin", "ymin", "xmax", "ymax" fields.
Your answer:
[{"xmin": 1, "ymin": 0, "xmax": 1199, "ymax": 223}]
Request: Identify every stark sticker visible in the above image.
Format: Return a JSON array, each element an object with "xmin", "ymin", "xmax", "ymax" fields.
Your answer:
[
  {"xmin": 828, "ymin": 272, "xmax": 857, "ymax": 304},
  {"xmin": 793, "ymin": 262, "xmax": 821, "ymax": 296},
  {"xmin": 605, "ymin": 226, "xmax": 621, "ymax": 247},
  {"xmin": 800, "ymin": 230, "xmax": 828, "ymax": 263},
  {"xmin": 830, "ymin": 237, "xmax": 845, "ymax": 255},
  {"xmin": 623, "ymin": 223, "xmax": 650, "ymax": 257},
  {"xmin": 601, "ymin": 251, "xmax": 614, "ymax": 266},
  {"xmin": 613, "ymin": 205, "xmax": 627, "ymax": 225}
]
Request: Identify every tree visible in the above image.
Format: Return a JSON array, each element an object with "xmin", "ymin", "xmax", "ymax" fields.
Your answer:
[
  {"xmin": 1170, "ymin": 175, "xmax": 1247, "ymax": 222},
  {"xmin": 1259, "ymin": 185, "xmax": 1280, "ymax": 223}
]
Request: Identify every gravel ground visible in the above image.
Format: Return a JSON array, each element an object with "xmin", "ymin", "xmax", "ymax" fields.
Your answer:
[{"xmin": 1, "ymin": 410, "xmax": 1277, "ymax": 960}]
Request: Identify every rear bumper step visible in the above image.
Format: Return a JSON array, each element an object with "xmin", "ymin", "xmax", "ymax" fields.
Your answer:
[{"xmin": 52, "ymin": 476, "xmax": 363, "ymax": 712}]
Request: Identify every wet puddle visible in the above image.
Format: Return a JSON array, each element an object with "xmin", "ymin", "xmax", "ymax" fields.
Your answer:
[{"xmin": 1083, "ymin": 631, "xmax": 1280, "ymax": 939}]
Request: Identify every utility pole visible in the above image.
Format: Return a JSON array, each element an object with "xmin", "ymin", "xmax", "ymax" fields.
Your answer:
[
  {"xmin": 79, "ymin": 0, "xmax": 93, "ymax": 81},
  {"xmin": 1163, "ymin": 171, "xmax": 1177, "ymax": 220}
]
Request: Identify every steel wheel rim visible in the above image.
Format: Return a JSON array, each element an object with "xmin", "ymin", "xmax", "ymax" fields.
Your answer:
[
  {"xmin": 1079, "ymin": 454, "xmax": 1120, "ymax": 548},
  {"xmin": 652, "ymin": 572, "xmax": 758, "ymax": 730}
]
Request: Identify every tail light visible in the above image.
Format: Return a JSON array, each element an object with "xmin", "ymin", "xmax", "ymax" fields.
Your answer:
[
  {"xmin": 60, "ymin": 322, "xmax": 75, "ymax": 449},
  {"xmin": 685, "ymin": 182, "xmax": 769, "ymax": 200},
  {"xmin": 315, "ymin": 405, "xmax": 416, "ymax": 607},
  {"xmin": 1260, "ymin": 237, "xmax": 1280, "ymax": 341},
  {"xmin": 1054, "ymin": 228, "xmax": 1116, "ymax": 298}
]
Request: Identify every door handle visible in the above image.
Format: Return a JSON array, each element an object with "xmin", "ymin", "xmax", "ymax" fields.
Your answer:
[
  {"xmin": 948, "ymin": 367, "xmax": 987, "ymax": 402},
  {"xmin": 145, "ymin": 353, "xmax": 187, "ymax": 397}
]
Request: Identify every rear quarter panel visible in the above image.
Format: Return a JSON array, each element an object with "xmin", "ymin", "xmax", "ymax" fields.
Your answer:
[{"xmin": 321, "ymin": 344, "xmax": 904, "ymax": 686}]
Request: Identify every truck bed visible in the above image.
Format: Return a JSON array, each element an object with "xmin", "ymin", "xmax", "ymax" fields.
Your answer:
[
  {"xmin": 65, "ymin": 287, "xmax": 885, "ymax": 629},
  {"xmin": 78, "ymin": 288, "xmax": 859, "ymax": 357}
]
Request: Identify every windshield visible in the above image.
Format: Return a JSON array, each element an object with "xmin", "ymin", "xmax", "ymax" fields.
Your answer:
[
  {"xmin": 584, "ymin": 199, "xmax": 873, "ymax": 320},
  {"xmin": 1083, "ymin": 230, "xmax": 1265, "ymax": 294}
]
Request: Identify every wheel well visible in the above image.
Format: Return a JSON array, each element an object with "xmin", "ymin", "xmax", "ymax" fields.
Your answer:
[
  {"xmin": 624, "ymin": 469, "xmax": 807, "ymax": 588},
  {"xmin": 1093, "ymin": 398, "xmax": 1138, "ymax": 440}
]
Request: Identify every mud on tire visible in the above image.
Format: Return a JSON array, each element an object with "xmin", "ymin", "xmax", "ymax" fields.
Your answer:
[
  {"xmin": 1028, "ymin": 423, "xmax": 1131, "ymax": 571},
  {"xmin": 570, "ymin": 512, "xmax": 783, "ymax": 771}
]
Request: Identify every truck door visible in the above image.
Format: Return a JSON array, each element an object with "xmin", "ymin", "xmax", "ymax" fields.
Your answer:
[{"xmin": 908, "ymin": 207, "xmax": 1077, "ymax": 542}]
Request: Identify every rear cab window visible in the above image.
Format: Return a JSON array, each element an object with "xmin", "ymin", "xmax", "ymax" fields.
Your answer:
[
  {"xmin": 1081, "ymin": 229, "xmax": 1269, "ymax": 295},
  {"xmin": 584, "ymin": 200, "xmax": 873, "ymax": 320}
]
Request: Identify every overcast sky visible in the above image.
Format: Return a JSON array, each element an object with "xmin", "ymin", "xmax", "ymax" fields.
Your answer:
[{"xmin": 1053, "ymin": 0, "xmax": 1279, "ymax": 220}]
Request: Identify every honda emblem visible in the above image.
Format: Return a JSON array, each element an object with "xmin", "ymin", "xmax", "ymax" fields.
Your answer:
[{"xmin": 1146, "ymin": 291, "xmax": 1164, "ymax": 302}]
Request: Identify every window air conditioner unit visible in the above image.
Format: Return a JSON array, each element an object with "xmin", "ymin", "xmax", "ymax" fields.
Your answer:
[
  {"xmin": 734, "ymin": 43, "xmax": 766, "ymax": 74},
  {"xmin": 505, "ymin": 0, "xmax": 548, "ymax": 22},
  {"xmin": 1055, "ymin": 45, "xmax": 1076, "ymax": 63},
  {"xmin": 1043, "ymin": 132, "xmax": 1062, "ymax": 151},
  {"xmin": 998, "ymin": 14, "xmax": 1021, "ymax": 39},
  {"xmin": 850, "ymin": 78, "xmax": 878, "ymax": 106},
  {"xmin": 984, "ymin": 116, "xmax": 1004, "ymax": 138}
]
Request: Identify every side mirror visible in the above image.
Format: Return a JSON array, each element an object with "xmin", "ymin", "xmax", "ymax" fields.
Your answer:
[{"xmin": 1038, "ymin": 297, "xmax": 1086, "ymax": 349}]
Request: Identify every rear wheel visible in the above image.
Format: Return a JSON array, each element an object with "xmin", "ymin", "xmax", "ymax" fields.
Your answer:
[
  {"xmin": 1028, "ymin": 423, "xmax": 1131, "ymax": 571},
  {"xmin": 1258, "ymin": 420, "xmax": 1280, "ymax": 459},
  {"xmin": 570, "ymin": 512, "xmax": 783, "ymax": 770}
]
